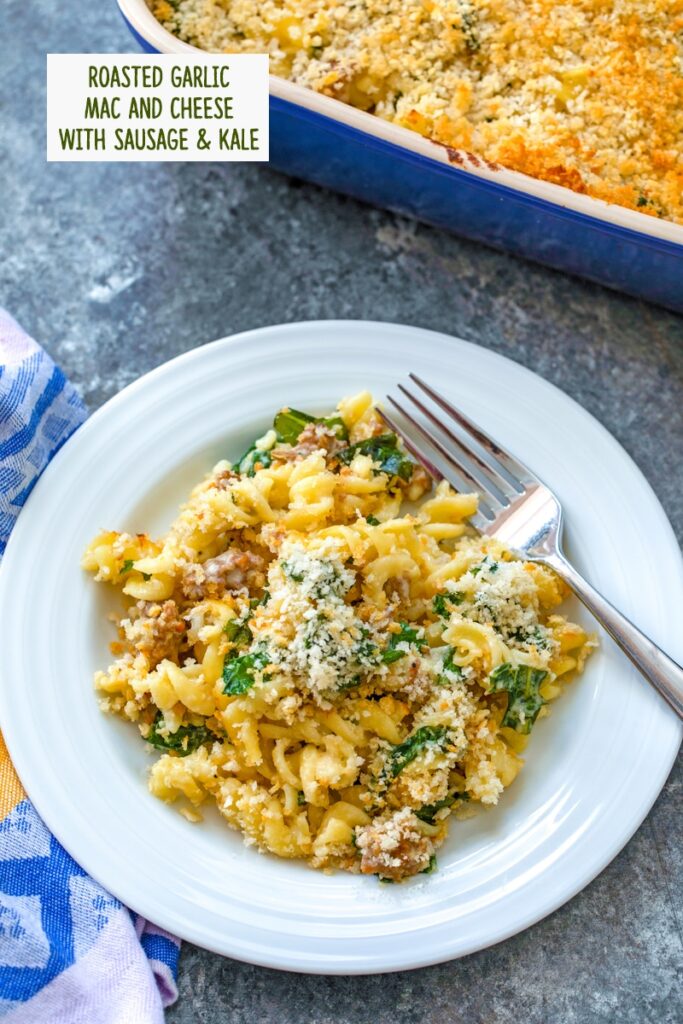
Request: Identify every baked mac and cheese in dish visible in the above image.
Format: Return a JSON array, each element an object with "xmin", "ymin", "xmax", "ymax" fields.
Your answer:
[
  {"xmin": 83, "ymin": 393, "xmax": 595, "ymax": 881},
  {"xmin": 147, "ymin": 0, "xmax": 683, "ymax": 224}
]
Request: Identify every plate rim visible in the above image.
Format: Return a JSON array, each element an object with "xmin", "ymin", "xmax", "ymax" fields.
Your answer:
[{"xmin": 1, "ymin": 319, "xmax": 680, "ymax": 974}]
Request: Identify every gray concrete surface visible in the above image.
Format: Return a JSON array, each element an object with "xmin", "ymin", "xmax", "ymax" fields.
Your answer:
[{"xmin": 2, "ymin": 2, "xmax": 682, "ymax": 1021}]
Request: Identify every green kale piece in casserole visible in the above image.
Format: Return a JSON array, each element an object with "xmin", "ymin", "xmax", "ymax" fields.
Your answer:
[
  {"xmin": 382, "ymin": 622, "xmax": 421, "ymax": 664},
  {"xmin": 384, "ymin": 725, "xmax": 449, "ymax": 780},
  {"xmin": 146, "ymin": 713, "xmax": 211, "ymax": 756},
  {"xmin": 274, "ymin": 407, "xmax": 349, "ymax": 444},
  {"xmin": 222, "ymin": 645, "xmax": 270, "ymax": 695},
  {"xmin": 488, "ymin": 662, "xmax": 548, "ymax": 733},
  {"xmin": 337, "ymin": 433, "xmax": 414, "ymax": 481}
]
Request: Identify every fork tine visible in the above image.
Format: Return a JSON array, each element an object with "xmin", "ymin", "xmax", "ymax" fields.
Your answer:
[
  {"xmin": 409, "ymin": 373, "xmax": 537, "ymax": 488},
  {"xmin": 397, "ymin": 383, "xmax": 516, "ymax": 503},
  {"xmin": 377, "ymin": 409, "xmax": 445, "ymax": 484},
  {"xmin": 380, "ymin": 408, "xmax": 494, "ymax": 531},
  {"xmin": 385, "ymin": 399, "xmax": 498, "ymax": 522}
]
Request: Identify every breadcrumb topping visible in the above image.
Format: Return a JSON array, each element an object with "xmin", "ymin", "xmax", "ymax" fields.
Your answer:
[
  {"xmin": 84, "ymin": 393, "xmax": 596, "ymax": 881},
  {"xmin": 149, "ymin": 0, "xmax": 683, "ymax": 223}
]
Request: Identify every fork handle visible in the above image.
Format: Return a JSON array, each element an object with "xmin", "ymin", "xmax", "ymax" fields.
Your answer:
[{"xmin": 544, "ymin": 554, "xmax": 683, "ymax": 719}]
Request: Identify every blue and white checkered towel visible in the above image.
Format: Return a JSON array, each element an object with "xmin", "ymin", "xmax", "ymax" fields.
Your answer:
[{"xmin": 0, "ymin": 310, "xmax": 180, "ymax": 1022}]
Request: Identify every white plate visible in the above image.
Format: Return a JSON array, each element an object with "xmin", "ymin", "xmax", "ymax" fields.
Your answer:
[{"xmin": 1, "ymin": 321, "xmax": 681, "ymax": 974}]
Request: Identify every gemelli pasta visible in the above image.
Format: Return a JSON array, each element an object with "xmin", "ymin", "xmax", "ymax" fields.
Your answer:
[{"xmin": 83, "ymin": 393, "xmax": 595, "ymax": 881}]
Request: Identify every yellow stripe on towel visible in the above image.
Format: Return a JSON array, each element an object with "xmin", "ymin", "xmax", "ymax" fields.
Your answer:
[{"xmin": 0, "ymin": 731, "xmax": 26, "ymax": 818}]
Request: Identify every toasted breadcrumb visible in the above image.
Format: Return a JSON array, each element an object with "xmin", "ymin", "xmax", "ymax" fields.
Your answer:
[{"xmin": 148, "ymin": 0, "xmax": 683, "ymax": 224}]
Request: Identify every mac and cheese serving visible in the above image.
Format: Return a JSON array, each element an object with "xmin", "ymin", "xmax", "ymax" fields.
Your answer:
[
  {"xmin": 148, "ymin": 0, "xmax": 683, "ymax": 224},
  {"xmin": 83, "ymin": 394, "xmax": 594, "ymax": 880}
]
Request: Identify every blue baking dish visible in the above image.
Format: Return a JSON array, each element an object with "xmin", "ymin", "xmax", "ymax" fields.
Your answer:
[{"xmin": 118, "ymin": 0, "xmax": 683, "ymax": 313}]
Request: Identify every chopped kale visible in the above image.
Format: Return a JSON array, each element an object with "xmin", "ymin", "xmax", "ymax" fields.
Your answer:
[
  {"xmin": 297, "ymin": 790, "xmax": 306, "ymax": 806},
  {"xmin": 488, "ymin": 662, "xmax": 548, "ymax": 733},
  {"xmin": 223, "ymin": 616, "xmax": 253, "ymax": 647},
  {"xmin": 250, "ymin": 589, "xmax": 270, "ymax": 608},
  {"xmin": 273, "ymin": 408, "xmax": 349, "ymax": 445},
  {"xmin": 239, "ymin": 407, "xmax": 349, "ymax": 468},
  {"xmin": 366, "ymin": 515, "xmax": 380, "ymax": 526},
  {"xmin": 421, "ymin": 854, "xmax": 438, "ymax": 875},
  {"xmin": 337, "ymin": 433, "xmax": 414, "ymax": 481},
  {"xmin": 385, "ymin": 725, "xmax": 449, "ymax": 779},
  {"xmin": 281, "ymin": 561, "xmax": 305, "ymax": 583},
  {"xmin": 442, "ymin": 648, "xmax": 463, "ymax": 678},
  {"xmin": 458, "ymin": 3, "xmax": 480, "ymax": 52},
  {"xmin": 357, "ymin": 627, "xmax": 379, "ymax": 663},
  {"xmin": 471, "ymin": 556, "xmax": 498, "ymax": 577},
  {"xmin": 635, "ymin": 194, "xmax": 664, "ymax": 216},
  {"xmin": 415, "ymin": 796, "xmax": 455, "ymax": 824},
  {"xmin": 222, "ymin": 645, "xmax": 270, "ymax": 695},
  {"xmin": 236, "ymin": 445, "xmax": 272, "ymax": 477},
  {"xmin": 434, "ymin": 591, "xmax": 464, "ymax": 613},
  {"xmin": 320, "ymin": 415, "xmax": 349, "ymax": 440},
  {"xmin": 282, "ymin": 557, "xmax": 347, "ymax": 599},
  {"xmin": 146, "ymin": 713, "xmax": 211, "ymax": 756},
  {"xmin": 273, "ymin": 407, "xmax": 316, "ymax": 444},
  {"xmin": 382, "ymin": 622, "xmax": 421, "ymax": 664},
  {"xmin": 120, "ymin": 558, "xmax": 149, "ymax": 580},
  {"xmin": 510, "ymin": 624, "xmax": 550, "ymax": 651}
]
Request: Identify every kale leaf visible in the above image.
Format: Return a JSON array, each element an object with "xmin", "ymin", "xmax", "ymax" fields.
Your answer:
[
  {"xmin": 458, "ymin": 3, "xmax": 480, "ymax": 52},
  {"xmin": 222, "ymin": 646, "xmax": 270, "ymax": 695},
  {"xmin": 337, "ymin": 433, "xmax": 414, "ymax": 481},
  {"xmin": 421, "ymin": 854, "xmax": 438, "ymax": 875},
  {"xmin": 236, "ymin": 445, "xmax": 272, "ymax": 477},
  {"xmin": 382, "ymin": 622, "xmax": 421, "ymax": 664},
  {"xmin": 146, "ymin": 713, "xmax": 211, "ymax": 756},
  {"xmin": 319, "ymin": 415, "xmax": 349, "ymax": 440},
  {"xmin": 433, "ymin": 591, "xmax": 466, "ymax": 617},
  {"xmin": 273, "ymin": 408, "xmax": 316, "ymax": 444},
  {"xmin": 223, "ymin": 616, "xmax": 253, "ymax": 647},
  {"xmin": 488, "ymin": 662, "xmax": 548, "ymax": 733},
  {"xmin": 471, "ymin": 556, "xmax": 498, "ymax": 577},
  {"xmin": 236, "ymin": 407, "xmax": 348, "ymax": 475},
  {"xmin": 273, "ymin": 408, "xmax": 349, "ymax": 445},
  {"xmin": 509, "ymin": 625, "xmax": 550, "ymax": 651},
  {"xmin": 119, "ymin": 558, "xmax": 150, "ymax": 581},
  {"xmin": 385, "ymin": 725, "xmax": 449, "ymax": 779},
  {"xmin": 415, "ymin": 795, "xmax": 456, "ymax": 824},
  {"xmin": 440, "ymin": 648, "xmax": 463, "ymax": 680}
]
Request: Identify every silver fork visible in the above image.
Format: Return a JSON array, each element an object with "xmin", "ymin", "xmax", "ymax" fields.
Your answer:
[{"xmin": 382, "ymin": 373, "xmax": 683, "ymax": 720}]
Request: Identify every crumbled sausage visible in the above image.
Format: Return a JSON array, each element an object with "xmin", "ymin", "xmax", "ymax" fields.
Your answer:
[
  {"xmin": 180, "ymin": 549, "xmax": 265, "ymax": 601},
  {"xmin": 272, "ymin": 423, "xmax": 345, "ymax": 462},
  {"xmin": 126, "ymin": 600, "xmax": 185, "ymax": 666},
  {"xmin": 356, "ymin": 808, "xmax": 435, "ymax": 881},
  {"xmin": 213, "ymin": 467, "xmax": 238, "ymax": 489},
  {"xmin": 385, "ymin": 576, "xmax": 411, "ymax": 605}
]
